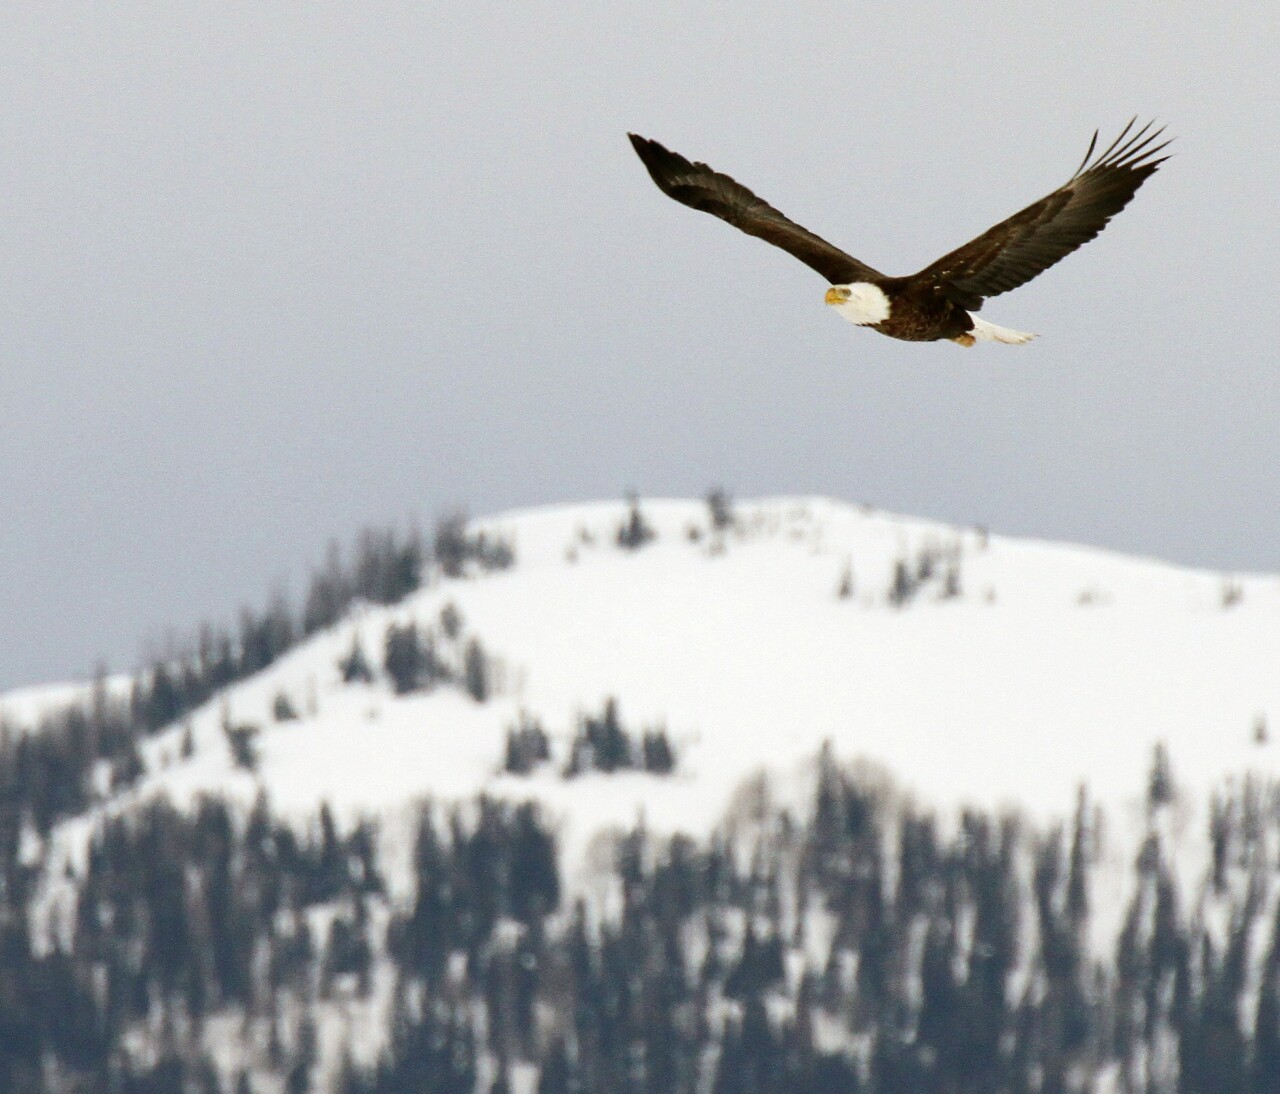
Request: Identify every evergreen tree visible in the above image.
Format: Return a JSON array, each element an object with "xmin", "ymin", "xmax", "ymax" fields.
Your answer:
[
  {"xmin": 435, "ymin": 510, "xmax": 472, "ymax": 578},
  {"xmin": 224, "ymin": 721, "xmax": 261, "ymax": 772},
  {"xmin": 111, "ymin": 734, "xmax": 146, "ymax": 791},
  {"xmin": 353, "ymin": 525, "xmax": 423, "ymax": 604},
  {"xmin": 538, "ymin": 1037, "xmax": 577, "ymax": 1094},
  {"xmin": 503, "ymin": 714, "xmax": 551, "ymax": 775},
  {"xmin": 1253, "ymin": 908, "xmax": 1280, "ymax": 1092},
  {"xmin": 725, "ymin": 921, "xmax": 785, "ymax": 999},
  {"xmin": 464, "ymin": 639, "xmax": 490, "ymax": 702},
  {"xmin": 338, "ymin": 635, "xmax": 375, "ymax": 684},
  {"xmin": 887, "ymin": 558, "xmax": 915, "ymax": 607},
  {"xmin": 641, "ymin": 729, "xmax": 676, "ymax": 774},
  {"xmin": 272, "ymin": 691, "xmax": 300, "ymax": 721},
  {"xmin": 616, "ymin": 493, "xmax": 656, "ymax": 551},
  {"xmin": 706, "ymin": 486, "xmax": 735, "ymax": 532},
  {"xmin": 510, "ymin": 803, "xmax": 560, "ymax": 923},
  {"xmin": 941, "ymin": 557, "xmax": 962, "ymax": 599},
  {"xmin": 286, "ymin": 1012, "xmax": 319, "ymax": 1094},
  {"xmin": 384, "ymin": 621, "xmax": 434, "ymax": 694},
  {"xmin": 1065, "ymin": 787, "xmax": 1090, "ymax": 929},
  {"xmin": 139, "ymin": 662, "xmax": 183, "ymax": 731},
  {"xmin": 391, "ymin": 814, "xmax": 455, "ymax": 982},
  {"xmin": 303, "ymin": 538, "xmax": 350, "ymax": 635},
  {"xmin": 322, "ymin": 894, "xmax": 373, "ymax": 996},
  {"xmin": 440, "ymin": 602, "xmax": 464, "ymax": 640},
  {"xmin": 1147, "ymin": 741, "xmax": 1175, "ymax": 809},
  {"xmin": 566, "ymin": 699, "xmax": 634, "ymax": 775}
]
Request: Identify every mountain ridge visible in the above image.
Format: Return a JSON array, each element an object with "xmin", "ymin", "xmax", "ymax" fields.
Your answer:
[
  {"xmin": 7, "ymin": 495, "xmax": 1280, "ymax": 1092},
  {"xmin": 9, "ymin": 494, "xmax": 1279, "ymax": 890}
]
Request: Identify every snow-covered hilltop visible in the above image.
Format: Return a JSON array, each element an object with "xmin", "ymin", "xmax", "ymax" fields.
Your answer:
[
  {"xmin": 15, "ymin": 496, "xmax": 1272, "ymax": 842},
  {"xmin": 3, "ymin": 496, "xmax": 1278, "ymax": 882},
  {"xmin": 5, "ymin": 496, "xmax": 1280, "ymax": 1093}
]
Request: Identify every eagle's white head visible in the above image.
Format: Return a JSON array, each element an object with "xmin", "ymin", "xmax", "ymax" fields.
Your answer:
[{"xmin": 824, "ymin": 282, "xmax": 891, "ymax": 326}]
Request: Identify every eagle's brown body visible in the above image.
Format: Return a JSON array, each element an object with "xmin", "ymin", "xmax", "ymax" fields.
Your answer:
[{"xmin": 866, "ymin": 278, "xmax": 974, "ymax": 343}]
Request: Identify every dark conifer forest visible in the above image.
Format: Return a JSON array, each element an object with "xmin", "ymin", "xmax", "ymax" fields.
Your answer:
[{"xmin": 2, "ymin": 735, "xmax": 1280, "ymax": 1093}]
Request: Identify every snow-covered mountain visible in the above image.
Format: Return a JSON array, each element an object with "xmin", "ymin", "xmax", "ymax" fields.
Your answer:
[
  {"xmin": 2, "ymin": 497, "xmax": 1275, "ymax": 899},
  {"xmin": 6, "ymin": 495, "xmax": 1280, "ymax": 1093},
  {"xmin": 11, "ymin": 497, "xmax": 1273, "ymax": 855}
]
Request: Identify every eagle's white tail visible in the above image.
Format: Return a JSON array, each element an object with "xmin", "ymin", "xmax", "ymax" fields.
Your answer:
[{"xmin": 968, "ymin": 315, "xmax": 1036, "ymax": 345}]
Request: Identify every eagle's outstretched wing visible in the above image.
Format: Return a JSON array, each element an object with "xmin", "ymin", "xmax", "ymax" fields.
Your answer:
[
  {"xmin": 628, "ymin": 133, "xmax": 883, "ymax": 285},
  {"xmin": 918, "ymin": 119, "xmax": 1171, "ymax": 310}
]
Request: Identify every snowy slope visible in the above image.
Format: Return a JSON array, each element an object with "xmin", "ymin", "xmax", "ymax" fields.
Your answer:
[
  {"xmin": 10, "ymin": 494, "xmax": 1280, "ymax": 1093},
  {"xmin": 8, "ymin": 496, "xmax": 1280, "ymax": 907}
]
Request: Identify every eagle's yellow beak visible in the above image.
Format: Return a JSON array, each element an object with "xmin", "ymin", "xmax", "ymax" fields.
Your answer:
[{"xmin": 825, "ymin": 286, "xmax": 851, "ymax": 306}]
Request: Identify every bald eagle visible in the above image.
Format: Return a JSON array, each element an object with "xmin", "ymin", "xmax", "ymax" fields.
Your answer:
[{"xmin": 629, "ymin": 121, "xmax": 1170, "ymax": 346}]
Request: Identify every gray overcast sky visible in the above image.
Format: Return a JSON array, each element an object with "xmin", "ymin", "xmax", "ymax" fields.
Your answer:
[{"xmin": 2, "ymin": 4, "xmax": 1278, "ymax": 689}]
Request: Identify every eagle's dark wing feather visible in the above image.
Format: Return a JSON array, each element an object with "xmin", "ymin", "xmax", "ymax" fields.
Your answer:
[
  {"xmin": 917, "ymin": 119, "xmax": 1171, "ymax": 310},
  {"xmin": 629, "ymin": 134, "xmax": 883, "ymax": 285}
]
